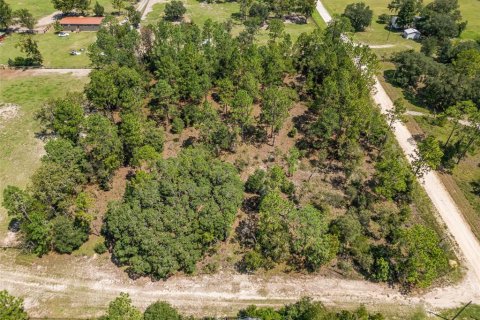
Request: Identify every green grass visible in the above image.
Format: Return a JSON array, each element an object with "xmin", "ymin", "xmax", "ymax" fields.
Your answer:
[
  {"xmin": 441, "ymin": 304, "xmax": 480, "ymax": 319},
  {"xmin": 0, "ymin": 73, "xmax": 88, "ymax": 238},
  {"xmin": 322, "ymin": 0, "xmax": 480, "ymax": 47},
  {"xmin": 144, "ymin": 0, "xmax": 319, "ymax": 43},
  {"xmin": 415, "ymin": 117, "xmax": 480, "ymax": 237},
  {"xmin": 0, "ymin": 32, "xmax": 96, "ymax": 68},
  {"xmin": 458, "ymin": 0, "xmax": 480, "ymax": 40},
  {"xmin": 5, "ymin": 0, "xmax": 54, "ymax": 20}
]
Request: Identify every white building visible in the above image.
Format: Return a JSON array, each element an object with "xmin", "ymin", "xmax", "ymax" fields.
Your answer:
[{"xmin": 402, "ymin": 28, "xmax": 421, "ymax": 40}]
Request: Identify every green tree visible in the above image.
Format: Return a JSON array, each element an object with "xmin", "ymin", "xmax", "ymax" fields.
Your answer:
[
  {"xmin": 453, "ymin": 49, "xmax": 480, "ymax": 78},
  {"xmin": 0, "ymin": 290, "xmax": 29, "ymax": 320},
  {"xmin": 103, "ymin": 148, "xmax": 243, "ymax": 279},
  {"xmin": 86, "ymin": 65, "xmax": 145, "ymax": 112},
  {"xmin": 374, "ymin": 154, "xmax": 413, "ymax": 200},
  {"xmin": 81, "ymin": 115, "xmax": 123, "ymax": 189},
  {"xmin": 126, "ymin": 5, "xmax": 141, "ymax": 28},
  {"xmin": 285, "ymin": 147, "xmax": 301, "ymax": 177},
  {"xmin": 267, "ymin": 18, "xmax": 284, "ymax": 40},
  {"xmin": 14, "ymin": 9, "xmax": 36, "ymax": 31},
  {"xmin": 51, "ymin": 215, "xmax": 89, "ymax": 254},
  {"xmin": 0, "ymin": 0, "xmax": 13, "ymax": 30},
  {"xmin": 111, "ymin": 0, "xmax": 126, "ymax": 13},
  {"xmin": 385, "ymin": 98, "xmax": 407, "ymax": 128},
  {"xmin": 100, "ymin": 293, "xmax": 142, "ymax": 320},
  {"xmin": 94, "ymin": 1, "xmax": 105, "ymax": 16},
  {"xmin": 396, "ymin": 225, "xmax": 448, "ymax": 288},
  {"xmin": 89, "ymin": 16, "xmax": 140, "ymax": 68},
  {"xmin": 411, "ymin": 136, "xmax": 444, "ymax": 177},
  {"xmin": 164, "ymin": 0, "xmax": 186, "ymax": 21},
  {"xmin": 37, "ymin": 93, "xmax": 84, "ymax": 142},
  {"xmin": 2, "ymin": 186, "xmax": 34, "ymax": 223},
  {"xmin": 261, "ymin": 86, "xmax": 295, "ymax": 146},
  {"xmin": 343, "ymin": 2, "xmax": 373, "ymax": 32},
  {"xmin": 388, "ymin": 0, "xmax": 422, "ymax": 27},
  {"xmin": 144, "ymin": 301, "xmax": 181, "ymax": 320},
  {"xmin": 12, "ymin": 37, "xmax": 42, "ymax": 66},
  {"xmin": 231, "ymin": 89, "xmax": 254, "ymax": 140},
  {"xmin": 416, "ymin": 0, "xmax": 467, "ymax": 40}
]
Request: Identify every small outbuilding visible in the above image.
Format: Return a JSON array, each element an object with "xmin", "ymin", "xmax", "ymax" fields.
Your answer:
[
  {"xmin": 59, "ymin": 16, "xmax": 104, "ymax": 32},
  {"xmin": 0, "ymin": 32, "xmax": 7, "ymax": 42},
  {"xmin": 402, "ymin": 28, "xmax": 421, "ymax": 40}
]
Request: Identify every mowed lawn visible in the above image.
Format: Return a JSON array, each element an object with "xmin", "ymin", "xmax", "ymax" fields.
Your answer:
[
  {"xmin": 144, "ymin": 0, "xmax": 319, "ymax": 43},
  {"xmin": 0, "ymin": 32, "xmax": 96, "ymax": 68},
  {"xmin": 0, "ymin": 72, "xmax": 88, "ymax": 238}
]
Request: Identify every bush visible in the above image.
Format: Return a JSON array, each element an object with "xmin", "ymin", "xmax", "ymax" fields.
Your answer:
[
  {"xmin": 52, "ymin": 216, "xmax": 89, "ymax": 254},
  {"xmin": 243, "ymin": 250, "xmax": 264, "ymax": 272},
  {"xmin": 377, "ymin": 13, "xmax": 390, "ymax": 24},
  {"xmin": 245, "ymin": 169, "xmax": 267, "ymax": 193},
  {"xmin": 171, "ymin": 117, "xmax": 184, "ymax": 134},
  {"xmin": 287, "ymin": 127, "xmax": 297, "ymax": 138},
  {"xmin": 164, "ymin": 0, "xmax": 186, "ymax": 21},
  {"xmin": 144, "ymin": 301, "xmax": 181, "ymax": 320},
  {"xmin": 94, "ymin": 242, "xmax": 108, "ymax": 254}
]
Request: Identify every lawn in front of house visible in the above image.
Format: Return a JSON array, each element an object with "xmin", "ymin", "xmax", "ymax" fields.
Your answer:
[
  {"xmin": 0, "ymin": 72, "xmax": 89, "ymax": 239},
  {"xmin": 0, "ymin": 31, "xmax": 96, "ymax": 68}
]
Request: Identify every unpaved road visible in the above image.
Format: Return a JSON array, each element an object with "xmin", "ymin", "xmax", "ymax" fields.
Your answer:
[
  {"xmin": 0, "ymin": 68, "xmax": 92, "ymax": 77},
  {"xmin": 0, "ymin": 2, "xmax": 479, "ymax": 318}
]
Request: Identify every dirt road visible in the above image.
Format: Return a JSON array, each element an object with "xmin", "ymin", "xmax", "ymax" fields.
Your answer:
[{"xmin": 0, "ymin": 68, "xmax": 92, "ymax": 78}]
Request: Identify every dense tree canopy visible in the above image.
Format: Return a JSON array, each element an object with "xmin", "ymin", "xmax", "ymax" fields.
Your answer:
[{"xmin": 103, "ymin": 148, "xmax": 243, "ymax": 279}]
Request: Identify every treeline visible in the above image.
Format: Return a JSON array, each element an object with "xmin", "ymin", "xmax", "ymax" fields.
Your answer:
[{"xmin": 390, "ymin": 39, "xmax": 480, "ymax": 171}]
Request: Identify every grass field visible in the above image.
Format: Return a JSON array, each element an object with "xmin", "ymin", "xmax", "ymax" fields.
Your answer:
[
  {"xmin": 5, "ymin": 0, "xmax": 54, "ymax": 20},
  {"xmin": 322, "ymin": 0, "xmax": 480, "ymax": 46},
  {"xmin": 144, "ymin": 0, "xmax": 320, "ymax": 43},
  {"xmin": 5, "ymin": 0, "xmax": 117, "ymax": 20},
  {"xmin": 0, "ymin": 72, "xmax": 88, "ymax": 239},
  {"xmin": 0, "ymin": 32, "xmax": 96, "ymax": 68}
]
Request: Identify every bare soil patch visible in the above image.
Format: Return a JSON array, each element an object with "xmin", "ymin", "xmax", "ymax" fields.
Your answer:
[{"xmin": 0, "ymin": 103, "xmax": 19, "ymax": 129}]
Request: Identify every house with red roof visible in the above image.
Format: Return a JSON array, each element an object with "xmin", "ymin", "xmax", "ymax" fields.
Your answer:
[{"xmin": 59, "ymin": 16, "xmax": 104, "ymax": 32}]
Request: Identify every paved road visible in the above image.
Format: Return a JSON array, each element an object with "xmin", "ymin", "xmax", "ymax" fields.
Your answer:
[{"xmin": 317, "ymin": 0, "xmax": 480, "ymax": 292}]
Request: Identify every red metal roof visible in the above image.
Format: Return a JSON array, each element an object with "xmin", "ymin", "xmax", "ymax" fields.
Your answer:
[{"xmin": 59, "ymin": 17, "xmax": 104, "ymax": 25}]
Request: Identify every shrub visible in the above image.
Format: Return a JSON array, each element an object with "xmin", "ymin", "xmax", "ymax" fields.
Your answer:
[
  {"xmin": 377, "ymin": 13, "xmax": 390, "ymax": 24},
  {"xmin": 94, "ymin": 242, "xmax": 108, "ymax": 254},
  {"xmin": 52, "ymin": 216, "xmax": 89, "ymax": 254},
  {"xmin": 171, "ymin": 117, "xmax": 184, "ymax": 134}
]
